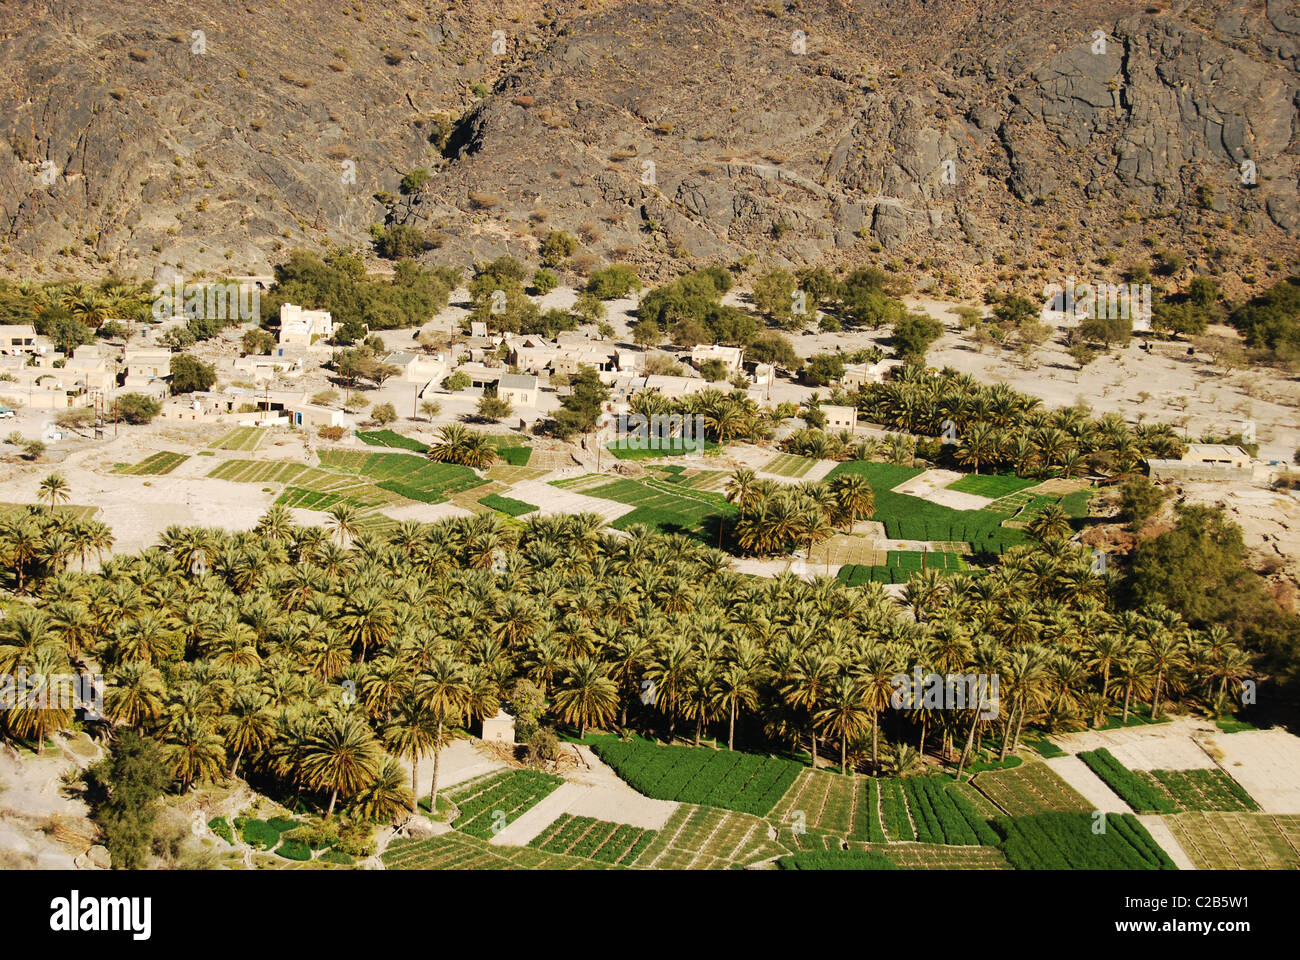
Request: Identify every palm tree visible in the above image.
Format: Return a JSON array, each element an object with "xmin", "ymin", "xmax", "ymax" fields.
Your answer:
[
  {"xmin": 350, "ymin": 755, "xmax": 414, "ymax": 822},
  {"xmin": 38, "ymin": 473, "xmax": 71, "ymax": 512},
  {"xmin": 415, "ymin": 654, "xmax": 470, "ymax": 810},
  {"xmin": 1025, "ymin": 504, "xmax": 1071, "ymax": 543},
  {"xmin": 814, "ymin": 674, "xmax": 871, "ymax": 773},
  {"xmin": 383, "ymin": 697, "xmax": 442, "ymax": 813},
  {"xmin": 300, "ymin": 712, "xmax": 381, "ymax": 819},
  {"xmin": 325, "ymin": 503, "xmax": 361, "ymax": 546},
  {"xmin": 553, "ymin": 657, "xmax": 619, "ymax": 738}
]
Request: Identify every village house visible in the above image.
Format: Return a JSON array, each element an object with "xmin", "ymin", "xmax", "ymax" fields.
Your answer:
[
  {"xmin": 277, "ymin": 303, "xmax": 334, "ymax": 346},
  {"xmin": 386, "ymin": 351, "xmax": 448, "ymax": 385},
  {"xmin": 230, "ymin": 354, "xmax": 304, "ymax": 380},
  {"xmin": 821, "ymin": 403, "xmax": 859, "ymax": 434},
  {"xmin": 1146, "ymin": 443, "xmax": 1271, "ymax": 483},
  {"xmin": 840, "ymin": 361, "xmax": 893, "ymax": 390},
  {"xmin": 120, "ymin": 347, "xmax": 173, "ymax": 387},
  {"xmin": 691, "ymin": 343, "xmax": 744, "ymax": 373},
  {"xmin": 63, "ymin": 346, "xmax": 116, "ymax": 393},
  {"xmin": 497, "ymin": 373, "xmax": 539, "ymax": 408},
  {"xmin": 0, "ymin": 324, "xmax": 42, "ymax": 356}
]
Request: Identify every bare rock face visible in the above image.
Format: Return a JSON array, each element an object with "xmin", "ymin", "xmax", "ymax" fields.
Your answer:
[{"xmin": 0, "ymin": 0, "xmax": 1296, "ymax": 287}]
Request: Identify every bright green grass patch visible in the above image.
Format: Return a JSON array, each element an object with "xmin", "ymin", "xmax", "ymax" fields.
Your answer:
[
  {"xmin": 479, "ymin": 493, "xmax": 538, "ymax": 516},
  {"xmin": 1024, "ymin": 737, "xmax": 1067, "ymax": 759},
  {"xmin": 209, "ymin": 426, "xmax": 264, "ymax": 451},
  {"xmin": 583, "ymin": 477, "xmax": 734, "ymax": 541},
  {"xmin": 826, "ymin": 461, "xmax": 1024, "ymax": 552},
  {"xmin": 762, "ymin": 452, "xmax": 819, "ymax": 477},
  {"xmin": 1215, "ymin": 716, "xmax": 1258, "ymax": 734},
  {"xmin": 356, "ymin": 429, "xmax": 429, "ymax": 453},
  {"xmin": 208, "ymin": 816, "xmax": 234, "ymax": 844},
  {"xmin": 946, "ymin": 472, "xmax": 1037, "ymax": 498},
  {"xmin": 529, "ymin": 815, "xmax": 657, "ymax": 866},
  {"xmin": 606, "ymin": 438, "xmax": 719, "ymax": 460},
  {"xmin": 1139, "ymin": 768, "xmax": 1259, "ymax": 812},
  {"xmin": 591, "ymin": 741, "xmax": 800, "ymax": 817},
  {"xmin": 487, "ymin": 435, "xmax": 533, "ymax": 465}
]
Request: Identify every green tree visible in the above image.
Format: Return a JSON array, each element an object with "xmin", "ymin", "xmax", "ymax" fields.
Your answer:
[
  {"xmin": 82, "ymin": 731, "xmax": 170, "ymax": 869},
  {"xmin": 170, "ymin": 354, "xmax": 217, "ymax": 395}
]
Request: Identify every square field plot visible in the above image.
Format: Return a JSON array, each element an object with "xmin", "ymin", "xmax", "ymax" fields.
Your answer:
[{"xmin": 946, "ymin": 473, "xmax": 1036, "ymax": 498}]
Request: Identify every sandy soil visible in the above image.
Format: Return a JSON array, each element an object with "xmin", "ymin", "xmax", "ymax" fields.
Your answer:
[
  {"xmin": 894, "ymin": 468, "xmax": 993, "ymax": 511},
  {"xmin": 1205, "ymin": 728, "xmax": 1300, "ymax": 815},
  {"xmin": 1054, "ymin": 716, "xmax": 1222, "ymax": 771},
  {"xmin": 0, "ymin": 732, "xmax": 102, "ymax": 869},
  {"xmin": 490, "ymin": 745, "xmax": 679, "ymax": 846}
]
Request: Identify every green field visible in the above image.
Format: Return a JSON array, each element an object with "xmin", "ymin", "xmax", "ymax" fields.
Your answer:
[
  {"xmin": 591, "ymin": 740, "xmax": 800, "ymax": 817},
  {"xmin": 970, "ymin": 761, "xmax": 1092, "ymax": 817},
  {"xmin": 1165, "ymin": 813, "xmax": 1300, "ymax": 869},
  {"xmin": 995, "ymin": 813, "xmax": 1176, "ymax": 870},
  {"xmin": 488, "ymin": 436, "xmax": 533, "ymax": 466},
  {"xmin": 762, "ymin": 452, "xmax": 819, "ymax": 477},
  {"xmin": 606, "ymin": 439, "xmax": 719, "ymax": 460},
  {"xmin": 113, "ymin": 451, "xmax": 189, "ymax": 475},
  {"xmin": 529, "ymin": 815, "xmax": 657, "ymax": 866},
  {"xmin": 826, "ymin": 462, "xmax": 1025, "ymax": 552},
  {"xmin": 356, "ymin": 429, "xmax": 428, "ymax": 452},
  {"xmin": 383, "ymin": 831, "xmax": 614, "ymax": 870},
  {"xmin": 837, "ymin": 550, "xmax": 968, "ymax": 586},
  {"xmin": 573, "ymin": 477, "xmax": 735, "ymax": 541},
  {"xmin": 209, "ymin": 426, "xmax": 265, "ymax": 451},
  {"xmin": 946, "ymin": 473, "xmax": 1037, "ymax": 498},
  {"xmin": 442, "ymin": 769, "xmax": 564, "ymax": 840},
  {"xmin": 478, "ymin": 493, "xmax": 538, "ymax": 517},
  {"xmin": 0, "ymin": 502, "xmax": 98, "ymax": 521},
  {"xmin": 1139, "ymin": 768, "xmax": 1259, "ymax": 813},
  {"xmin": 632, "ymin": 804, "xmax": 787, "ymax": 869}
]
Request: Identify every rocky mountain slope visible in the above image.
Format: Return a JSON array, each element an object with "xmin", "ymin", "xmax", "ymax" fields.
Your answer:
[{"xmin": 2, "ymin": 0, "xmax": 1298, "ymax": 292}]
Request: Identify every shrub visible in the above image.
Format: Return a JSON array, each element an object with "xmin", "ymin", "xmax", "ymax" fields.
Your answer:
[
  {"xmin": 275, "ymin": 838, "xmax": 312, "ymax": 861},
  {"xmin": 318, "ymin": 426, "xmax": 346, "ymax": 441}
]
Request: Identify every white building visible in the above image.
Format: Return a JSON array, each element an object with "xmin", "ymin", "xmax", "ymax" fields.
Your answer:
[
  {"xmin": 691, "ymin": 343, "xmax": 744, "ymax": 373},
  {"xmin": 821, "ymin": 404, "xmax": 858, "ymax": 434},
  {"xmin": 277, "ymin": 303, "xmax": 335, "ymax": 346}
]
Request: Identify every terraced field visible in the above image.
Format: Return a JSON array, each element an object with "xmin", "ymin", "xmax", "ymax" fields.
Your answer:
[
  {"xmin": 208, "ymin": 426, "xmax": 265, "ymax": 451},
  {"xmin": 837, "ymin": 550, "xmax": 968, "ymax": 586},
  {"xmin": 846, "ymin": 842, "xmax": 1012, "ymax": 870},
  {"xmin": 442, "ymin": 769, "xmax": 564, "ymax": 840},
  {"xmin": 569, "ymin": 477, "xmax": 734, "ymax": 540},
  {"xmin": 529, "ymin": 815, "xmax": 657, "ymax": 866},
  {"xmin": 970, "ymin": 761, "xmax": 1092, "ymax": 817},
  {"xmin": 1139, "ymin": 768, "xmax": 1260, "ymax": 812},
  {"xmin": 946, "ymin": 473, "xmax": 1037, "ymax": 498},
  {"xmin": 1165, "ymin": 813, "xmax": 1300, "ymax": 869},
  {"xmin": 769, "ymin": 771, "xmax": 880, "ymax": 842},
  {"xmin": 761, "ymin": 452, "xmax": 819, "ymax": 477},
  {"xmin": 632, "ymin": 804, "xmax": 786, "ymax": 869},
  {"xmin": 0, "ymin": 502, "xmax": 98, "ymax": 520},
  {"xmin": 383, "ymin": 831, "xmax": 614, "ymax": 870},
  {"xmin": 113, "ymin": 451, "xmax": 189, "ymax": 475}
]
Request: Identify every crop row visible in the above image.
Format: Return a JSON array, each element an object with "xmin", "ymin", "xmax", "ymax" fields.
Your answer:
[
  {"xmin": 1077, "ymin": 748, "xmax": 1176, "ymax": 814},
  {"xmin": 778, "ymin": 850, "xmax": 898, "ymax": 870},
  {"xmin": 1142, "ymin": 768, "xmax": 1258, "ymax": 813},
  {"xmin": 901, "ymin": 778, "xmax": 998, "ymax": 846},
  {"xmin": 445, "ymin": 769, "xmax": 563, "ymax": 839},
  {"xmin": 592, "ymin": 741, "xmax": 799, "ymax": 816},
  {"xmin": 995, "ymin": 813, "xmax": 1175, "ymax": 870},
  {"xmin": 531, "ymin": 815, "xmax": 655, "ymax": 865}
]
